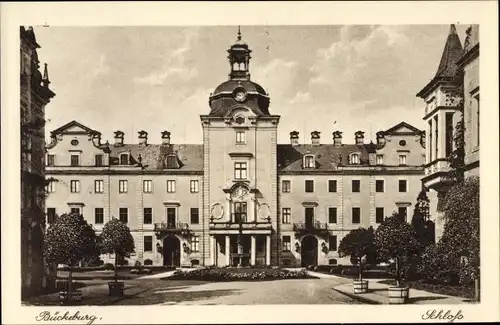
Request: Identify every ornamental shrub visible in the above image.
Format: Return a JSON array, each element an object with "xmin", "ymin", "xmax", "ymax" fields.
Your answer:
[
  {"xmin": 374, "ymin": 213, "xmax": 422, "ymax": 287},
  {"xmin": 44, "ymin": 212, "xmax": 99, "ymax": 296},
  {"xmin": 100, "ymin": 218, "xmax": 135, "ymax": 282}
]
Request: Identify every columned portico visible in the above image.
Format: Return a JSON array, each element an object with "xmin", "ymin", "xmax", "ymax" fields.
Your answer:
[{"xmin": 208, "ymin": 233, "xmax": 272, "ymax": 267}]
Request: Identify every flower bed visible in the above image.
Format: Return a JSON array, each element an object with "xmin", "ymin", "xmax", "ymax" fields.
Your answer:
[
  {"xmin": 378, "ymin": 279, "xmax": 474, "ymax": 299},
  {"xmin": 168, "ymin": 268, "xmax": 314, "ymax": 282}
]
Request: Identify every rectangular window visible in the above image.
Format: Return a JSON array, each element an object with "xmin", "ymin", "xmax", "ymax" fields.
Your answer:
[
  {"xmin": 398, "ymin": 155, "xmax": 407, "ymax": 166},
  {"xmin": 428, "ymin": 120, "xmax": 433, "ymax": 162},
  {"xmin": 398, "ymin": 180, "xmax": 407, "ymax": 193},
  {"xmin": 304, "ymin": 155, "xmax": 315, "ymax": 168},
  {"xmin": 190, "ymin": 180, "xmax": 199, "ymax": 193},
  {"xmin": 234, "ymin": 202, "xmax": 247, "ymax": 223},
  {"xmin": 434, "ymin": 115, "xmax": 439, "ymax": 159},
  {"xmin": 445, "ymin": 112, "xmax": 454, "ymax": 157},
  {"xmin": 350, "ymin": 154, "xmax": 360, "ymax": 165},
  {"xmin": 329, "ymin": 235, "xmax": 338, "ymax": 251},
  {"xmin": 328, "ymin": 180, "xmax": 337, "ymax": 193},
  {"xmin": 166, "ymin": 180, "xmax": 176, "ymax": 193},
  {"xmin": 236, "ymin": 130, "xmax": 246, "ymax": 144},
  {"xmin": 376, "ymin": 207, "xmax": 384, "ymax": 224},
  {"xmin": 191, "ymin": 236, "xmax": 200, "ymax": 252},
  {"xmin": 352, "ymin": 180, "xmax": 361, "ymax": 193},
  {"xmin": 95, "ymin": 208, "xmax": 104, "ymax": 224},
  {"xmin": 46, "ymin": 180, "xmax": 56, "ymax": 193},
  {"xmin": 143, "ymin": 180, "xmax": 153, "ymax": 193},
  {"xmin": 95, "ymin": 154, "xmax": 103, "ymax": 166},
  {"xmin": 282, "ymin": 208, "xmax": 291, "ymax": 224},
  {"xmin": 143, "ymin": 208, "xmax": 152, "ymax": 224},
  {"xmin": 305, "ymin": 207, "xmax": 314, "ymax": 227},
  {"xmin": 375, "ymin": 180, "xmax": 384, "ymax": 193},
  {"xmin": 70, "ymin": 180, "xmax": 80, "ymax": 193},
  {"xmin": 234, "ymin": 162, "xmax": 247, "ymax": 180},
  {"xmin": 120, "ymin": 153, "xmax": 129, "ymax": 165},
  {"xmin": 305, "ymin": 180, "xmax": 314, "ymax": 193},
  {"xmin": 352, "ymin": 207, "xmax": 361, "ymax": 224},
  {"xmin": 282, "ymin": 236, "xmax": 291, "ymax": 251},
  {"xmin": 475, "ymin": 94, "xmax": 480, "ymax": 146},
  {"xmin": 119, "ymin": 208, "xmax": 128, "ymax": 223},
  {"xmin": 70, "ymin": 154, "xmax": 80, "ymax": 166},
  {"xmin": 190, "ymin": 208, "xmax": 199, "ymax": 224},
  {"xmin": 398, "ymin": 207, "xmax": 408, "ymax": 222},
  {"xmin": 47, "ymin": 154, "xmax": 55, "ymax": 166},
  {"xmin": 144, "ymin": 236, "xmax": 153, "ymax": 252},
  {"xmin": 119, "ymin": 180, "xmax": 128, "ymax": 193},
  {"xmin": 94, "ymin": 180, "xmax": 104, "ymax": 193},
  {"xmin": 166, "ymin": 208, "xmax": 176, "ymax": 227},
  {"xmin": 376, "ymin": 154, "xmax": 383, "ymax": 165},
  {"xmin": 70, "ymin": 207, "xmax": 80, "ymax": 215},
  {"xmin": 282, "ymin": 180, "xmax": 291, "ymax": 193},
  {"xmin": 47, "ymin": 208, "xmax": 56, "ymax": 224},
  {"xmin": 166, "ymin": 155, "xmax": 177, "ymax": 168},
  {"xmin": 328, "ymin": 207, "xmax": 337, "ymax": 224}
]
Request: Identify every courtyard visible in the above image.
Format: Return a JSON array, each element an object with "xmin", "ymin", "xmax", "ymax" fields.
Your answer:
[{"xmin": 24, "ymin": 268, "xmax": 468, "ymax": 306}]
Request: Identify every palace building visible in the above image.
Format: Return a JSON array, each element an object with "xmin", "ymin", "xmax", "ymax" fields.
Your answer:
[
  {"xmin": 45, "ymin": 29, "xmax": 431, "ymax": 267},
  {"xmin": 417, "ymin": 24, "xmax": 479, "ymax": 237}
]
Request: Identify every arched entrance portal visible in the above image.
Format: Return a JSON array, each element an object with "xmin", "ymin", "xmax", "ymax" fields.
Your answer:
[
  {"xmin": 163, "ymin": 235, "xmax": 181, "ymax": 267},
  {"xmin": 301, "ymin": 235, "xmax": 318, "ymax": 267}
]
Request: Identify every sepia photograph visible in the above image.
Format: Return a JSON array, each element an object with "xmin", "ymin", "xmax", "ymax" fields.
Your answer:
[{"xmin": 2, "ymin": 1, "xmax": 499, "ymax": 324}]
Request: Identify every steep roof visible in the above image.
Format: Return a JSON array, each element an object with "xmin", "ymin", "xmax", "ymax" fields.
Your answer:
[
  {"xmin": 417, "ymin": 25, "xmax": 464, "ymax": 98},
  {"xmin": 108, "ymin": 144, "xmax": 203, "ymax": 171},
  {"xmin": 434, "ymin": 25, "xmax": 464, "ymax": 79},
  {"xmin": 277, "ymin": 144, "xmax": 375, "ymax": 171}
]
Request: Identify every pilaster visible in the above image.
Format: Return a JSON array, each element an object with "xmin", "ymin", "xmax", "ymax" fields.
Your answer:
[{"xmin": 369, "ymin": 175, "xmax": 376, "ymax": 225}]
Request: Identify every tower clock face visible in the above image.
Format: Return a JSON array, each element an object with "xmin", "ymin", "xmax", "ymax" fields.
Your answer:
[{"xmin": 233, "ymin": 88, "xmax": 247, "ymax": 102}]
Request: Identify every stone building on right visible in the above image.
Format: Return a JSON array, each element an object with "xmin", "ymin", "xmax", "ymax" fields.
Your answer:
[{"xmin": 417, "ymin": 24, "xmax": 479, "ymax": 241}]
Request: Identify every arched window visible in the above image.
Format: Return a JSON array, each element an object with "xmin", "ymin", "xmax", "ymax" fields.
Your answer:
[{"xmin": 303, "ymin": 154, "xmax": 315, "ymax": 169}]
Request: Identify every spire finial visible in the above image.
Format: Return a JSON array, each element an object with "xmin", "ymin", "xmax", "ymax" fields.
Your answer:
[
  {"xmin": 237, "ymin": 25, "xmax": 241, "ymax": 41},
  {"xmin": 42, "ymin": 63, "xmax": 50, "ymax": 86},
  {"xmin": 449, "ymin": 24, "xmax": 457, "ymax": 35}
]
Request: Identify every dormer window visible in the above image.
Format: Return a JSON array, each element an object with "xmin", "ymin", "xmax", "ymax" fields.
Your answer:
[
  {"xmin": 119, "ymin": 153, "xmax": 129, "ymax": 165},
  {"xmin": 166, "ymin": 155, "xmax": 178, "ymax": 169},
  {"xmin": 350, "ymin": 153, "xmax": 360, "ymax": 165},
  {"xmin": 303, "ymin": 155, "xmax": 315, "ymax": 169}
]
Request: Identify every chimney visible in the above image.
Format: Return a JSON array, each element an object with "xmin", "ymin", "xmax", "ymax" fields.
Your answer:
[
  {"xmin": 114, "ymin": 131, "xmax": 124, "ymax": 146},
  {"xmin": 332, "ymin": 131, "xmax": 343, "ymax": 146},
  {"xmin": 161, "ymin": 131, "xmax": 171, "ymax": 145},
  {"xmin": 290, "ymin": 131, "xmax": 299, "ymax": 146},
  {"xmin": 376, "ymin": 131, "xmax": 386, "ymax": 147},
  {"xmin": 355, "ymin": 131, "xmax": 365, "ymax": 145},
  {"xmin": 311, "ymin": 131, "xmax": 321, "ymax": 146},
  {"xmin": 138, "ymin": 130, "xmax": 148, "ymax": 146}
]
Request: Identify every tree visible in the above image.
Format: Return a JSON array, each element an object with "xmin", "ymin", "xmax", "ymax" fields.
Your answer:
[
  {"xmin": 411, "ymin": 189, "xmax": 434, "ymax": 248},
  {"xmin": 100, "ymin": 218, "xmax": 135, "ymax": 282},
  {"xmin": 438, "ymin": 176, "xmax": 479, "ymax": 285},
  {"xmin": 375, "ymin": 213, "xmax": 422, "ymax": 287},
  {"xmin": 44, "ymin": 213, "xmax": 99, "ymax": 298},
  {"xmin": 338, "ymin": 227, "xmax": 376, "ymax": 280}
]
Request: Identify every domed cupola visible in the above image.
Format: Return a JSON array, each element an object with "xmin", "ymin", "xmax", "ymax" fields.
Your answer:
[{"xmin": 208, "ymin": 26, "xmax": 270, "ymax": 117}]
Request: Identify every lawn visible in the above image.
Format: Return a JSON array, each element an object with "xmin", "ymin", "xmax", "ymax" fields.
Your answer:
[{"xmin": 378, "ymin": 279, "xmax": 474, "ymax": 299}]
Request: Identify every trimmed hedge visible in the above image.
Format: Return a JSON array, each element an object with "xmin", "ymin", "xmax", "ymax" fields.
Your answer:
[{"xmin": 169, "ymin": 268, "xmax": 314, "ymax": 281}]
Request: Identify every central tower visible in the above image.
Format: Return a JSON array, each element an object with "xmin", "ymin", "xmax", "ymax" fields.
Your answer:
[{"xmin": 200, "ymin": 27, "xmax": 280, "ymax": 267}]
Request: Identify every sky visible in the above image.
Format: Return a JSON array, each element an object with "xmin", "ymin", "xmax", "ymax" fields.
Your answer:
[{"xmin": 34, "ymin": 25, "xmax": 469, "ymax": 145}]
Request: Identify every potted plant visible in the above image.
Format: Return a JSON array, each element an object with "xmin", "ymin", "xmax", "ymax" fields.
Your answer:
[
  {"xmin": 374, "ymin": 213, "xmax": 421, "ymax": 304},
  {"xmin": 100, "ymin": 218, "xmax": 135, "ymax": 297},
  {"xmin": 44, "ymin": 212, "xmax": 99, "ymax": 305},
  {"xmin": 338, "ymin": 227, "xmax": 376, "ymax": 294}
]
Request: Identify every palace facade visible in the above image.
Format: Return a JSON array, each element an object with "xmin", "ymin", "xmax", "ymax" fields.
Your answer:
[
  {"xmin": 21, "ymin": 26, "xmax": 56, "ymax": 297},
  {"xmin": 45, "ymin": 29, "xmax": 433, "ymax": 267},
  {"xmin": 417, "ymin": 24, "xmax": 479, "ymax": 236}
]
